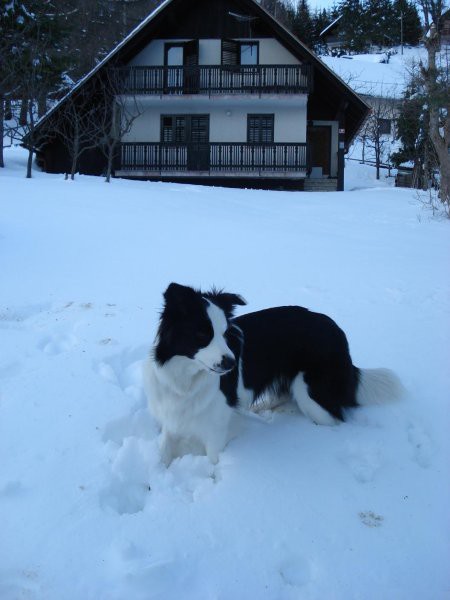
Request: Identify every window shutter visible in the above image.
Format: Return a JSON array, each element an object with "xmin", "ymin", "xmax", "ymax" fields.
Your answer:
[
  {"xmin": 221, "ymin": 39, "xmax": 239, "ymax": 65},
  {"xmin": 183, "ymin": 40, "xmax": 199, "ymax": 67},
  {"xmin": 247, "ymin": 114, "xmax": 274, "ymax": 143},
  {"xmin": 161, "ymin": 116, "xmax": 187, "ymax": 143},
  {"xmin": 190, "ymin": 115, "xmax": 208, "ymax": 143},
  {"xmin": 183, "ymin": 40, "xmax": 199, "ymax": 93}
]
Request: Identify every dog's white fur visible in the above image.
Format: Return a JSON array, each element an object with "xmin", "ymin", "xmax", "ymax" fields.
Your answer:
[{"xmin": 143, "ymin": 301, "xmax": 234, "ymax": 466}]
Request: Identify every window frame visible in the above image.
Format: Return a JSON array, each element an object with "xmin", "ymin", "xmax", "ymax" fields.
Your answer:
[
  {"xmin": 377, "ymin": 118, "xmax": 392, "ymax": 135},
  {"xmin": 160, "ymin": 114, "xmax": 210, "ymax": 144},
  {"xmin": 164, "ymin": 42, "xmax": 185, "ymax": 66},
  {"xmin": 247, "ymin": 113, "xmax": 275, "ymax": 144},
  {"xmin": 160, "ymin": 114, "xmax": 187, "ymax": 143},
  {"xmin": 221, "ymin": 39, "xmax": 260, "ymax": 66},
  {"xmin": 239, "ymin": 41, "xmax": 259, "ymax": 65}
]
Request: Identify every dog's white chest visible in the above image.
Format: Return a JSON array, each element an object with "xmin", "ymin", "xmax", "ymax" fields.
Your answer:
[{"xmin": 143, "ymin": 357, "xmax": 226, "ymax": 430}]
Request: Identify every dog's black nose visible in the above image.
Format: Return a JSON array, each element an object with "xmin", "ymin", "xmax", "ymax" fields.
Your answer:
[{"xmin": 219, "ymin": 355, "xmax": 236, "ymax": 372}]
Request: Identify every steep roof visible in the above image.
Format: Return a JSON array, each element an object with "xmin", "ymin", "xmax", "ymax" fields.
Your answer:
[{"xmin": 28, "ymin": 0, "xmax": 370, "ymax": 147}]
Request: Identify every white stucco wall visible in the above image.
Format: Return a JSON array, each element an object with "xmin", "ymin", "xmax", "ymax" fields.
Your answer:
[
  {"xmin": 128, "ymin": 38, "xmax": 301, "ymax": 67},
  {"xmin": 122, "ymin": 97, "xmax": 307, "ymax": 144},
  {"xmin": 123, "ymin": 38, "xmax": 305, "ymax": 148}
]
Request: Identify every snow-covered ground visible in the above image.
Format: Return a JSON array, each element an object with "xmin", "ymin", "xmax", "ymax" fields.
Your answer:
[
  {"xmin": 321, "ymin": 46, "xmax": 428, "ymax": 98},
  {"xmin": 1, "ymin": 148, "xmax": 449, "ymax": 600}
]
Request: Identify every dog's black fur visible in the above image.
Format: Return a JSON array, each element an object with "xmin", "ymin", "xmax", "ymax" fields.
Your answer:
[{"xmin": 221, "ymin": 306, "xmax": 360, "ymax": 420}]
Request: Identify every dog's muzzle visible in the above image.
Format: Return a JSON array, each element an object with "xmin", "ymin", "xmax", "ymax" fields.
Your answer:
[{"xmin": 214, "ymin": 355, "xmax": 236, "ymax": 374}]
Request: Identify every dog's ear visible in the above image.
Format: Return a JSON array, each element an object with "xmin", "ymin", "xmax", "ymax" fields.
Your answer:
[
  {"xmin": 219, "ymin": 293, "xmax": 247, "ymax": 308},
  {"xmin": 206, "ymin": 290, "xmax": 247, "ymax": 318},
  {"xmin": 163, "ymin": 283, "xmax": 199, "ymax": 314}
]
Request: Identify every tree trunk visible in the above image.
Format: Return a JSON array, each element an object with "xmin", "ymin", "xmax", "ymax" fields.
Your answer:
[
  {"xmin": 26, "ymin": 100, "xmax": 36, "ymax": 178},
  {"xmin": 5, "ymin": 98, "xmax": 12, "ymax": 120},
  {"xmin": 105, "ymin": 148, "xmax": 113, "ymax": 183},
  {"xmin": 0, "ymin": 97, "xmax": 4, "ymax": 168},
  {"xmin": 38, "ymin": 94, "xmax": 47, "ymax": 119},
  {"xmin": 105, "ymin": 138, "xmax": 118, "ymax": 183},
  {"xmin": 19, "ymin": 97, "xmax": 29, "ymax": 126},
  {"xmin": 71, "ymin": 120, "xmax": 80, "ymax": 180},
  {"xmin": 425, "ymin": 30, "xmax": 450, "ymax": 211},
  {"xmin": 375, "ymin": 137, "xmax": 381, "ymax": 180},
  {"xmin": 437, "ymin": 153, "xmax": 450, "ymax": 209},
  {"xmin": 26, "ymin": 148, "xmax": 34, "ymax": 179}
]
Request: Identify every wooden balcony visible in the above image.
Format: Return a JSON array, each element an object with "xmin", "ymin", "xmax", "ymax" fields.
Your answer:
[
  {"xmin": 114, "ymin": 64, "xmax": 312, "ymax": 95},
  {"xmin": 117, "ymin": 142, "xmax": 308, "ymax": 177}
]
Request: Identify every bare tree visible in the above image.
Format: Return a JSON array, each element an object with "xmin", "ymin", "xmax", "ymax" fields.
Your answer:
[
  {"xmin": 97, "ymin": 69, "xmax": 146, "ymax": 182},
  {"xmin": 53, "ymin": 90, "xmax": 106, "ymax": 180},
  {"xmin": 358, "ymin": 95, "xmax": 397, "ymax": 178}
]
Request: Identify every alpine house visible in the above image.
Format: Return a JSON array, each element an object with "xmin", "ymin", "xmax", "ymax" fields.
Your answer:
[{"xmin": 28, "ymin": 0, "xmax": 370, "ymax": 191}]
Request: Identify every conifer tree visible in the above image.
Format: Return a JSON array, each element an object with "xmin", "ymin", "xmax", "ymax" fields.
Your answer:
[
  {"xmin": 312, "ymin": 8, "xmax": 331, "ymax": 53},
  {"xmin": 365, "ymin": 0, "xmax": 397, "ymax": 46},
  {"xmin": 392, "ymin": 0, "xmax": 422, "ymax": 46},
  {"xmin": 337, "ymin": 0, "xmax": 367, "ymax": 52},
  {"xmin": 293, "ymin": 0, "xmax": 314, "ymax": 48}
]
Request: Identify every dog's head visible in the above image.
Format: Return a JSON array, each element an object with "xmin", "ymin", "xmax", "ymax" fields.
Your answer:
[{"xmin": 154, "ymin": 283, "xmax": 246, "ymax": 374}]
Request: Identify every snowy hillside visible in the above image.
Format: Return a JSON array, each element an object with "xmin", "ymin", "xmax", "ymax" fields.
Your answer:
[
  {"xmin": 1, "ymin": 149, "xmax": 449, "ymax": 600},
  {"xmin": 321, "ymin": 46, "xmax": 427, "ymax": 98}
]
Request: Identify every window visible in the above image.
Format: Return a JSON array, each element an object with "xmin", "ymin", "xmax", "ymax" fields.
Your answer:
[
  {"xmin": 161, "ymin": 115, "xmax": 186, "ymax": 142},
  {"xmin": 240, "ymin": 42, "xmax": 258, "ymax": 65},
  {"xmin": 221, "ymin": 39, "xmax": 259, "ymax": 65},
  {"xmin": 161, "ymin": 115, "xmax": 209, "ymax": 144},
  {"xmin": 247, "ymin": 114, "xmax": 274, "ymax": 143},
  {"xmin": 378, "ymin": 118, "xmax": 392, "ymax": 135},
  {"xmin": 164, "ymin": 43, "xmax": 184, "ymax": 66}
]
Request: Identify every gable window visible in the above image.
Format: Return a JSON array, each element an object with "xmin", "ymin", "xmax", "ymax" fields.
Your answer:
[
  {"xmin": 164, "ymin": 41, "xmax": 199, "ymax": 92},
  {"xmin": 240, "ymin": 42, "xmax": 259, "ymax": 65},
  {"xmin": 221, "ymin": 39, "xmax": 259, "ymax": 65},
  {"xmin": 164, "ymin": 41, "xmax": 199, "ymax": 67},
  {"xmin": 247, "ymin": 114, "xmax": 274, "ymax": 143},
  {"xmin": 165, "ymin": 43, "xmax": 184, "ymax": 66}
]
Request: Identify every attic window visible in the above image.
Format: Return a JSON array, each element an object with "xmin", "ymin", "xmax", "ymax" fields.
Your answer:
[
  {"xmin": 165, "ymin": 43, "xmax": 184, "ymax": 66},
  {"xmin": 240, "ymin": 42, "xmax": 258, "ymax": 65},
  {"xmin": 221, "ymin": 39, "xmax": 259, "ymax": 65}
]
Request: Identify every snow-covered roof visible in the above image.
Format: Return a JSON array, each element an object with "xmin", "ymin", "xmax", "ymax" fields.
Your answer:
[{"xmin": 320, "ymin": 15, "xmax": 343, "ymax": 38}]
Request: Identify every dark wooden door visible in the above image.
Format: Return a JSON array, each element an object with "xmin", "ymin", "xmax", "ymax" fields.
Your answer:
[
  {"xmin": 187, "ymin": 115, "xmax": 209, "ymax": 171},
  {"xmin": 307, "ymin": 125, "xmax": 331, "ymax": 176}
]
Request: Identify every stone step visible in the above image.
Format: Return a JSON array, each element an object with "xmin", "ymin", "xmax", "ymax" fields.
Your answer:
[{"xmin": 304, "ymin": 178, "xmax": 338, "ymax": 192}]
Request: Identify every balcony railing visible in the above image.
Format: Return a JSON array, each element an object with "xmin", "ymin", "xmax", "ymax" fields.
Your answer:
[
  {"xmin": 114, "ymin": 64, "xmax": 311, "ymax": 95},
  {"xmin": 119, "ymin": 142, "xmax": 308, "ymax": 174}
]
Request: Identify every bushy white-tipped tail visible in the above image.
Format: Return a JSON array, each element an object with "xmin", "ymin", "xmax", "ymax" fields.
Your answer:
[{"xmin": 356, "ymin": 368, "xmax": 404, "ymax": 406}]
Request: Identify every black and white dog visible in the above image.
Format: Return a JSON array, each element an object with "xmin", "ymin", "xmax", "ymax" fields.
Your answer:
[{"xmin": 143, "ymin": 283, "xmax": 402, "ymax": 465}]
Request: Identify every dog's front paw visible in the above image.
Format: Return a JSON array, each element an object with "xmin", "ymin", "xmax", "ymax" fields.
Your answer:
[{"xmin": 160, "ymin": 432, "xmax": 175, "ymax": 467}]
